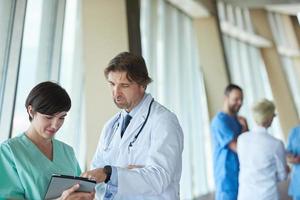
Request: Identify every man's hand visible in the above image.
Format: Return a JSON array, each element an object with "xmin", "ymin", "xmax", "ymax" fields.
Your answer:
[
  {"xmin": 238, "ymin": 116, "xmax": 249, "ymax": 133},
  {"xmin": 228, "ymin": 139, "xmax": 237, "ymax": 153},
  {"xmin": 287, "ymin": 154, "xmax": 300, "ymax": 164},
  {"xmin": 286, "ymin": 165, "xmax": 291, "ymax": 174},
  {"xmin": 59, "ymin": 184, "xmax": 95, "ymax": 200},
  {"xmin": 81, "ymin": 168, "xmax": 106, "ymax": 183}
]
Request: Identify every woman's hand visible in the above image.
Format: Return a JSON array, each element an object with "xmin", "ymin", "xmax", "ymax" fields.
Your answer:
[{"xmin": 59, "ymin": 184, "xmax": 95, "ymax": 200}]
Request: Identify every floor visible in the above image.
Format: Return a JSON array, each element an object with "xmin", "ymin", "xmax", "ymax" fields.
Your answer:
[{"xmin": 194, "ymin": 180, "xmax": 292, "ymax": 200}]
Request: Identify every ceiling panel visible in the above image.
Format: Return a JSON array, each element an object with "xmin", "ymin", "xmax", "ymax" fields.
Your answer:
[{"xmin": 220, "ymin": 0, "xmax": 299, "ymax": 8}]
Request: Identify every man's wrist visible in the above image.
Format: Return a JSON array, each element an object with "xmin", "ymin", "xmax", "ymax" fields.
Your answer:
[{"xmin": 103, "ymin": 165, "xmax": 112, "ymax": 183}]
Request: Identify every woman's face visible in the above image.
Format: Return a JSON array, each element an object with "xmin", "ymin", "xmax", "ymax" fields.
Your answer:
[{"xmin": 28, "ymin": 106, "xmax": 67, "ymax": 139}]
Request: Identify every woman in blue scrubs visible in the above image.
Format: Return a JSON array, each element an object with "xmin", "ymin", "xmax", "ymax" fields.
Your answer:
[
  {"xmin": 287, "ymin": 125, "xmax": 300, "ymax": 200},
  {"xmin": 0, "ymin": 81, "xmax": 94, "ymax": 200}
]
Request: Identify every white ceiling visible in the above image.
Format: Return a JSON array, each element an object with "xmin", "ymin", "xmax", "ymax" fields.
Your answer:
[
  {"xmin": 166, "ymin": 0, "xmax": 300, "ymax": 18},
  {"xmin": 166, "ymin": 0, "xmax": 210, "ymax": 18},
  {"xmin": 221, "ymin": 0, "xmax": 299, "ymax": 7},
  {"xmin": 265, "ymin": 4, "xmax": 300, "ymax": 16}
]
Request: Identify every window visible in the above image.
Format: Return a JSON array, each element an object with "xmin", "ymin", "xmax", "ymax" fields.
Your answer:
[
  {"xmin": 0, "ymin": 0, "xmax": 85, "ymax": 168},
  {"xmin": 141, "ymin": 0, "xmax": 213, "ymax": 198},
  {"xmin": 11, "ymin": 0, "xmax": 43, "ymax": 137},
  {"xmin": 0, "ymin": 0, "xmax": 26, "ymax": 142},
  {"xmin": 58, "ymin": 0, "xmax": 86, "ymax": 169},
  {"xmin": 268, "ymin": 12, "xmax": 300, "ymax": 118},
  {"xmin": 218, "ymin": 2, "xmax": 283, "ymax": 140},
  {"xmin": 12, "ymin": 0, "xmax": 66, "ymax": 137}
]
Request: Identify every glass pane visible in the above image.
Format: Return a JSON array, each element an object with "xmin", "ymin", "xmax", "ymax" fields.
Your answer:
[
  {"xmin": 0, "ymin": 0, "xmax": 14, "ymax": 85},
  {"xmin": 141, "ymin": 0, "xmax": 212, "ymax": 197},
  {"xmin": 0, "ymin": 0, "xmax": 15, "ymax": 141},
  {"xmin": 58, "ymin": 0, "xmax": 86, "ymax": 169},
  {"xmin": 281, "ymin": 56, "xmax": 300, "ymax": 117},
  {"xmin": 268, "ymin": 13, "xmax": 300, "ymax": 118},
  {"xmin": 11, "ymin": 0, "xmax": 43, "ymax": 137},
  {"xmin": 219, "ymin": 4, "xmax": 284, "ymax": 139}
]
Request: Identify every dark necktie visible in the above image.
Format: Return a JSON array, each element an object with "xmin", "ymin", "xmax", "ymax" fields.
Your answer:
[{"xmin": 121, "ymin": 114, "xmax": 132, "ymax": 138}]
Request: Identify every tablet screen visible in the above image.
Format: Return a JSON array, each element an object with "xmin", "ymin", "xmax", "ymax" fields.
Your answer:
[{"xmin": 44, "ymin": 174, "xmax": 96, "ymax": 199}]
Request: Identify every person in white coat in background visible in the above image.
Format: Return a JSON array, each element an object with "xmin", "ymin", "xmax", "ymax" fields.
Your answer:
[
  {"xmin": 82, "ymin": 52, "xmax": 184, "ymax": 200},
  {"xmin": 237, "ymin": 99, "xmax": 288, "ymax": 200}
]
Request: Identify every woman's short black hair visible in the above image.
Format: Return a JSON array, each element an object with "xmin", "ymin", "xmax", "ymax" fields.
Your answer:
[{"xmin": 25, "ymin": 81, "xmax": 71, "ymax": 121}]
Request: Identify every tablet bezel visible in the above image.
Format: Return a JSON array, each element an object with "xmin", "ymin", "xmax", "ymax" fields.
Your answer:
[{"xmin": 44, "ymin": 174, "xmax": 96, "ymax": 200}]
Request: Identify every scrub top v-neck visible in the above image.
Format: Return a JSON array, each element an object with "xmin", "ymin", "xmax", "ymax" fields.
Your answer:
[{"xmin": 0, "ymin": 133, "xmax": 81, "ymax": 199}]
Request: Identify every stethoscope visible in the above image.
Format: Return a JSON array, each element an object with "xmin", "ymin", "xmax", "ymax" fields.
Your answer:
[{"xmin": 104, "ymin": 98, "xmax": 154, "ymax": 152}]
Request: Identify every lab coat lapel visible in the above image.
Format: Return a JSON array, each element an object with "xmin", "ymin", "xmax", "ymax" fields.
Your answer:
[
  {"xmin": 119, "ymin": 95, "xmax": 153, "ymax": 147},
  {"xmin": 103, "ymin": 112, "xmax": 122, "ymax": 151}
]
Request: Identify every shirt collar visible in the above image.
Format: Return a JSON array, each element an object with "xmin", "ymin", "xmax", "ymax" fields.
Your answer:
[
  {"xmin": 121, "ymin": 93, "xmax": 149, "ymax": 118},
  {"xmin": 220, "ymin": 111, "xmax": 237, "ymax": 119},
  {"xmin": 252, "ymin": 125, "xmax": 268, "ymax": 133}
]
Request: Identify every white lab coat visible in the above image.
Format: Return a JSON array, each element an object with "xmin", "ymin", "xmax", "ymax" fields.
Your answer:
[
  {"xmin": 237, "ymin": 126, "xmax": 288, "ymax": 200},
  {"xmin": 92, "ymin": 94, "xmax": 184, "ymax": 200}
]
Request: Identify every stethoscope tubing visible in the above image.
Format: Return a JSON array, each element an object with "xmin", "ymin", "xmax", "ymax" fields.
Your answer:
[{"xmin": 104, "ymin": 98, "xmax": 154, "ymax": 151}]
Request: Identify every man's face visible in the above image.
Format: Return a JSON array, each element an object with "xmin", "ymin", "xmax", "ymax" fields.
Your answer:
[
  {"xmin": 107, "ymin": 71, "xmax": 145, "ymax": 112},
  {"xmin": 225, "ymin": 89, "xmax": 243, "ymax": 114}
]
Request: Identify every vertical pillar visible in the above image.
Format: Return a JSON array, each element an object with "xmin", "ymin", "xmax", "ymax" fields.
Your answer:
[
  {"xmin": 81, "ymin": 0, "xmax": 129, "ymax": 166},
  {"xmin": 194, "ymin": 16, "xmax": 229, "ymax": 119}
]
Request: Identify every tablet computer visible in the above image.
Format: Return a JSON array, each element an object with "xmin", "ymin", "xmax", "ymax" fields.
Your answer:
[{"xmin": 44, "ymin": 174, "xmax": 96, "ymax": 200}]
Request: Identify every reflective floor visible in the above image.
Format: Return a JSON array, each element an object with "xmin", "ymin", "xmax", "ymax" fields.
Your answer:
[{"xmin": 194, "ymin": 179, "xmax": 291, "ymax": 200}]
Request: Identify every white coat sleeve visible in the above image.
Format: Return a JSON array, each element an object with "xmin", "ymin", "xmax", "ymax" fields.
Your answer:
[
  {"xmin": 275, "ymin": 141, "xmax": 288, "ymax": 182},
  {"xmin": 117, "ymin": 112, "xmax": 184, "ymax": 196}
]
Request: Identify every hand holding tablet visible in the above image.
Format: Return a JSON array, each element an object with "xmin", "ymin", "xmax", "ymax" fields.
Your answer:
[{"xmin": 44, "ymin": 174, "xmax": 96, "ymax": 200}]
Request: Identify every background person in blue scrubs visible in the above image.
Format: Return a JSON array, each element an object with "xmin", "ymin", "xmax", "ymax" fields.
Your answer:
[
  {"xmin": 287, "ymin": 125, "xmax": 300, "ymax": 200},
  {"xmin": 211, "ymin": 84, "xmax": 246, "ymax": 200}
]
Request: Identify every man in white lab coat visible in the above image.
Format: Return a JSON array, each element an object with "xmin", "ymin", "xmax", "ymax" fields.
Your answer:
[{"xmin": 82, "ymin": 52, "xmax": 184, "ymax": 200}]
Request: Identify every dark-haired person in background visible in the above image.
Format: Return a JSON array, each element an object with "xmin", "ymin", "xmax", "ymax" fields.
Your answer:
[
  {"xmin": 0, "ymin": 81, "xmax": 94, "ymax": 200},
  {"xmin": 211, "ymin": 84, "xmax": 246, "ymax": 200}
]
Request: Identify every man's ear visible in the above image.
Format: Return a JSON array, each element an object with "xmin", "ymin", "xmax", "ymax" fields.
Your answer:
[
  {"xmin": 223, "ymin": 95, "xmax": 228, "ymax": 102},
  {"xmin": 140, "ymin": 84, "xmax": 146, "ymax": 92}
]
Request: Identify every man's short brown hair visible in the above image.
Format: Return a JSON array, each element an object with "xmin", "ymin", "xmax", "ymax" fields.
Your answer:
[{"xmin": 104, "ymin": 52, "xmax": 152, "ymax": 87}]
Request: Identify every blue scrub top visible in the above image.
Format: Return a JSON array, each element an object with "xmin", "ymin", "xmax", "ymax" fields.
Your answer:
[
  {"xmin": 287, "ymin": 125, "xmax": 300, "ymax": 197},
  {"xmin": 211, "ymin": 112, "xmax": 242, "ymax": 193}
]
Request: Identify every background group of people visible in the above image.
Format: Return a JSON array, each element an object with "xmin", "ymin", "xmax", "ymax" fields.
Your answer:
[{"xmin": 211, "ymin": 84, "xmax": 300, "ymax": 200}]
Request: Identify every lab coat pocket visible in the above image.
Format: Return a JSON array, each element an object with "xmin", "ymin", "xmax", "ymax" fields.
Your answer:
[
  {"xmin": 128, "ymin": 143, "xmax": 149, "ymax": 164},
  {"xmin": 102, "ymin": 144, "xmax": 120, "ymax": 165}
]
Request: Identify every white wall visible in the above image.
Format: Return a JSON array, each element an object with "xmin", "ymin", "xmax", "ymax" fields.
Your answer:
[{"xmin": 81, "ymin": 0, "xmax": 129, "ymax": 167}]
